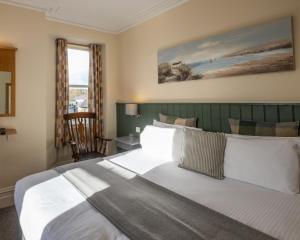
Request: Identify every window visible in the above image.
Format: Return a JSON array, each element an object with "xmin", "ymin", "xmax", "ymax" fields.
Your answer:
[{"xmin": 67, "ymin": 46, "xmax": 90, "ymax": 113}]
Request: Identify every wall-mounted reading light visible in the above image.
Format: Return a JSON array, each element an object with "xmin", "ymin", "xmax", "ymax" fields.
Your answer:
[{"xmin": 125, "ymin": 103, "xmax": 140, "ymax": 118}]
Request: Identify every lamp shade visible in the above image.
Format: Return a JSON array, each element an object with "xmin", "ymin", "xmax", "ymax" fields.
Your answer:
[{"xmin": 125, "ymin": 103, "xmax": 138, "ymax": 116}]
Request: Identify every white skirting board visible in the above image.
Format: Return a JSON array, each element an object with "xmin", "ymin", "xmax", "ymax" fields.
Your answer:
[{"xmin": 0, "ymin": 186, "xmax": 14, "ymax": 208}]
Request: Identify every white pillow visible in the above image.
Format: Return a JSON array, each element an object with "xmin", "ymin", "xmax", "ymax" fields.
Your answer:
[
  {"xmin": 140, "ymin": 125, "xmax": 176, "ymax": 160},
  {"xmin": 224, "ymin": 136, "xmax": 300, "ymax": 194},
  {"xmin": 153, "ymin": 120, "xmax": 203, "ymax": 162},
  {"xmin": 153, "ymin": 119, "xmax": 202, "ymax": 131}
]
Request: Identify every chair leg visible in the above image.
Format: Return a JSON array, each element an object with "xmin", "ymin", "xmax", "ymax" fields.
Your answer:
[{"xmin": 72, "ymin": 153, "xmax": 79, "ymax": 162}]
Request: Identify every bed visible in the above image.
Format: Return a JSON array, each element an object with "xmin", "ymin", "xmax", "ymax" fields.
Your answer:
[{"xmin": 15, "ymin": 148, "xmax": 300, "ymax": 240}]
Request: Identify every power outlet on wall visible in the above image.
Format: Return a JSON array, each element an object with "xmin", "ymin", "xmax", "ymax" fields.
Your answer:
[{"xmin": 136, "ymin": 127, "xmax": 141, "ymax": 133}]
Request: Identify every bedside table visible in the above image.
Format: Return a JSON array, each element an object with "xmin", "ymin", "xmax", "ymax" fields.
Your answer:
[{"xmin": 115, "ymin": 136, "xmax": 141, "ymax": 153}]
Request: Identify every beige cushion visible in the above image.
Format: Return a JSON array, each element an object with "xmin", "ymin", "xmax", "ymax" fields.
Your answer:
[
  {"xmin": 179, "ymin": 129, "xmax": 226, "ymax": 179},
  {"xmin": 159, "ymin": 113, "xmax": 197, "ymax": 127},
  {"xmin": 229, "ymin": 118, "xmax": 299, "ymax": 137}
]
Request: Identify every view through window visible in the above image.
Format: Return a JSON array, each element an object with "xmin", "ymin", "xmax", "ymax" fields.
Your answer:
[{"xmin": 68, "ymin": 47, "xmax": 89, "ymax": 113}]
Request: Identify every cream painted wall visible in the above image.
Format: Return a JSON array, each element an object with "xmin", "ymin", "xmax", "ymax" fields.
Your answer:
[
  {"xmin": 118, "ymin": 0, "xmax": 300, "ymax": 103},
  {"xmin": 0, "ymin": 3, "xmax": 119, "ymax": 194},
  {"xmin": 0, "ymin": 5, "xmax": 48, "ymax": 192}
]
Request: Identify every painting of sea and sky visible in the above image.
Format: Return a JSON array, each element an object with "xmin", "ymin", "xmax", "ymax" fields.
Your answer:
[{"xmin": 158, "ymin": 17, "xmax": 294, "ymax": 83}]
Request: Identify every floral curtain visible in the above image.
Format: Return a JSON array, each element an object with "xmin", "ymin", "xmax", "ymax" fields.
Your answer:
[
  {"xmin": 88, "ymin": 44, "xmax": 103, "ymax": 137},
  {"xmin": 55, "ymin": 38, "xmax": 69, "ymax": 148}
]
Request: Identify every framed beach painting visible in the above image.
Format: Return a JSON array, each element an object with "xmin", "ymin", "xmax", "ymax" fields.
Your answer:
[{"xmin": 158, "ymin": 16, "xmax": 294, "ymax": 84}]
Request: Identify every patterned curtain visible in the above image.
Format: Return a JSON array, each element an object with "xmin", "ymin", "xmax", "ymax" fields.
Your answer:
[
  {"xmin": 88, "ymin": 44, "xmax": 103, "ymax": 137},
  {"xmin": 55, "ymin": 38, "xmax": 69, "ymax": 148}
]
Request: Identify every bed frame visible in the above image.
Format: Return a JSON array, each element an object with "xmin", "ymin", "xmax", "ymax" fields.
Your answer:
[{"xmin": 116, "ymin": 103, "xmax": 300, "ymax": 136}]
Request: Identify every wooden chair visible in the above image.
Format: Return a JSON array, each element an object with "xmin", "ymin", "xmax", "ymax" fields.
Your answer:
[{"xmin": 64, "ymin": 112, "xmax": 112, "ymax": 162}]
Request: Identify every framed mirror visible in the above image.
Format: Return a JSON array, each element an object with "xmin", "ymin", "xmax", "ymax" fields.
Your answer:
[{"xmin": 0, "ymin": 47, "xmax": 16, "ymax": 117}]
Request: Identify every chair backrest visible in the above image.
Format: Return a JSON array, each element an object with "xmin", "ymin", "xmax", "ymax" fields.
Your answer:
[{"xmin": 64, "ymin": 112, "xmax": 97, "ymax": 154}]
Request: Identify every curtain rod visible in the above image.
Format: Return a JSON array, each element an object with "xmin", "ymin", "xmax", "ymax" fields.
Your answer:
[{"xmin": 67, "ymin": 42, "xmax": 90, "ymax": 48}]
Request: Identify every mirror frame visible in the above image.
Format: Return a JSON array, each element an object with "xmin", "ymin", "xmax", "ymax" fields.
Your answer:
[{"xmin": 0, "ymin": 46, "xmax": 17, "ymax": 117}]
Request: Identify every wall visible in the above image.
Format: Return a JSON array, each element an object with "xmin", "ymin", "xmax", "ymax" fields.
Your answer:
[
  {"xmin": 118, "ymin": 0, "xmax": 300, "ymax": 103},
  {"xmin": 0, "ymin": 3, "xmax": 119, "ymax": 207}
]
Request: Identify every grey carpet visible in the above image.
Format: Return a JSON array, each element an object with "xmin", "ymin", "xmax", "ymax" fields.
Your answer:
[{"xmin": 0, "ymin": 206, "xmax": 20, "ymax": 240}]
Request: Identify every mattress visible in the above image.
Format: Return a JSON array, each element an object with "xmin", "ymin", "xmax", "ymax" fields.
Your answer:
[{"xmin": 15, "ymin": 149, "xmax": 300, "ymax": 240}]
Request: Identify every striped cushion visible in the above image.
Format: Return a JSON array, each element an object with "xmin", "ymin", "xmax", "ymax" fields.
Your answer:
[
  {"xmin": 159, "ymin": 113, "xmax": 197, "ymax": 127},
  {"xmin": 229, "ymin": 119, "xmax": 299, "ymax": 137},
  {"xmin": 179, "ymin": 129, "xmax": 226, "ymax": 179}
]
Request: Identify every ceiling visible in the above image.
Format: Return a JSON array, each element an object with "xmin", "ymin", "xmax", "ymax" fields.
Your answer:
[{"xmin": 0, "ymin": 0, "xmax": 189, "ymax": 33}]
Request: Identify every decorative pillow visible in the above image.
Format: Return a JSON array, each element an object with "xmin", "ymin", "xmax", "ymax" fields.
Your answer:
[
  {"xmin": 153, "ymin": 120, "xmax": 202, "ymax": 162},
  {"xmin": 140, "ymin": 125, "xmax": 176, "ymax": 160},
  {"xmin": 179, "ymin": 129, "xmax": 226, "ymax": 180},
  {"xmin": 224, "ymin": 136, "xmax": 300, "ymax": 194},
  {"xmin": 229, "ymin": 118, "xmax": 299, "ymax": 137},
  {"xmin": 159, "ymin": 113, "xmax": 197, "ymax": 127}
]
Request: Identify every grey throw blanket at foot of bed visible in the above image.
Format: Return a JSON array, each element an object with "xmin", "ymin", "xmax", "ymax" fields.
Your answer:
[{"xmin": 55, "ymin": 159, "xmax": 276, "ymax": 240}]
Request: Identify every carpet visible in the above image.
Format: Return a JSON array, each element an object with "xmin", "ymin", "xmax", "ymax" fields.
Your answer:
[{"xmin": 0, "ymin": 206, "xmax": 21, "ymax": 240}]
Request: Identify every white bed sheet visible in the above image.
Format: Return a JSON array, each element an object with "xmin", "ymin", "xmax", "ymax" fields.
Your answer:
[{"xmin": 15, "ymin": 149, "xmax": 300, "ymax": 240}]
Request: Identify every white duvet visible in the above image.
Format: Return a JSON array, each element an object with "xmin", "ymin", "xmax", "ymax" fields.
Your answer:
[{"xmin": 15, "ymin": 149, "xmax": 300, "ymax": 240}]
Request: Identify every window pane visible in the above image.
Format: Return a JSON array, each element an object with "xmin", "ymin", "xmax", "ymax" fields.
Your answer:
[
  {"xmin": 68, "ymin": 48, "xmax": 89, "ymax": 85},
  {"xmin": 67, "ymin": 47, "xmax": 89, "ymax": 113},
  {"xmin": 69, "ymin": 87, "xmax": 88, "ymax": 113}
]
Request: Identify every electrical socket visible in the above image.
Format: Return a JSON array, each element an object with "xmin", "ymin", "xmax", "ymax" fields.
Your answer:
[{"xmin": 136, "ymin": 127, "xmax": 141, "ymax": 133}]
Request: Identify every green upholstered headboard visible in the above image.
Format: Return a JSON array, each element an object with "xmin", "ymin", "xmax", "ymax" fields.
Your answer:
[{"xmin": 116, "ymin": 103, "xmax": 300, "ymax": 137}]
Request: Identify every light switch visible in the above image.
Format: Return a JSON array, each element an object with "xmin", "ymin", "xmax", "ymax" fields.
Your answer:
[{"xmin": 136, "ymin": 127, "xmax": 141, "ymax": 133}]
